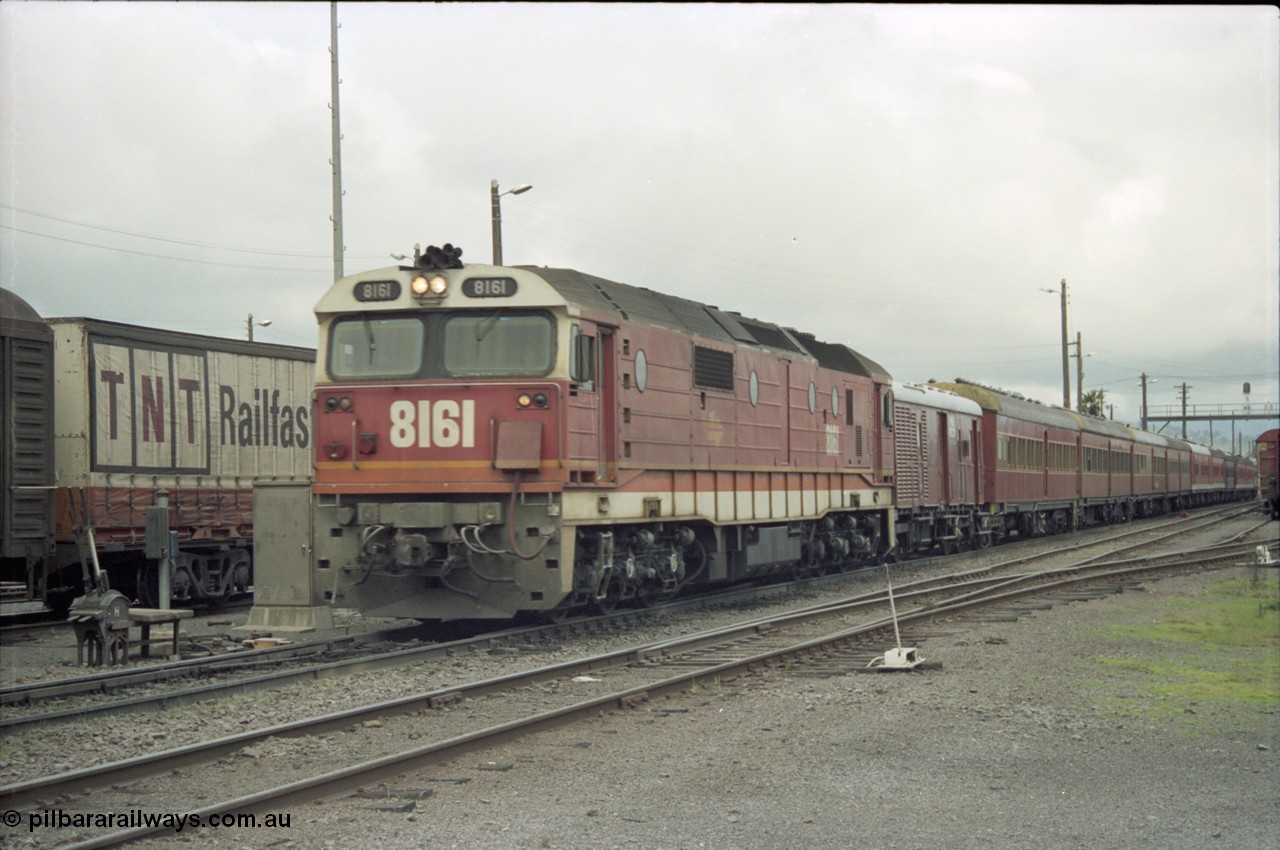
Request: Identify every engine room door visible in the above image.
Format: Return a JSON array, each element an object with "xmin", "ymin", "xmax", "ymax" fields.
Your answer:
[{"xmin": 569, "ymin": 321, "xmax": 616, "ymax": 483}]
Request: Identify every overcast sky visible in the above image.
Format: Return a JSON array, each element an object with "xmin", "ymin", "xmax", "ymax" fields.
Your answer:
[{"xmin": 3, "ymin": 3, "xmax": 1277, "ymax": 446}]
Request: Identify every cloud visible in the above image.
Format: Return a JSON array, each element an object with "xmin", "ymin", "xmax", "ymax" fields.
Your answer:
[
  {"xmin": 1, "ymin": 3, "xmax": 1276, "ymax": 441},
  {"xmin": 954, "ymin": 63, "xmax": 1033, "ymax": 94}
]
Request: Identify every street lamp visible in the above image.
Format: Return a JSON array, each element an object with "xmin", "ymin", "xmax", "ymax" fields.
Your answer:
[
  {"xmin": 490, "ymin": 179, "xmax": 532, "ymax": 265},
  {"xmin": 1039, "ymin": 279, "xmax": 1070, "ymax": 408},
  {"xmin": 247, "ymin": 314, "xmax": 272, "ymax": 341}
]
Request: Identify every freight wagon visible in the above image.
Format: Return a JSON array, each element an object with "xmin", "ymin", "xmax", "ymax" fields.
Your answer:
[
  {"xmin": 0, "ymin": 290, "xmax": 56, "ymax": 603},
  {"xmin": 42, "ymin": 318, "xmax": 314, "ymax": 607}
]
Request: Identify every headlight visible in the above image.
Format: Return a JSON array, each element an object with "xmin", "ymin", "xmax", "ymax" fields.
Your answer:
[{"xmin": 411, "ymin": 274, "xmax": 448, "ymax": 297}]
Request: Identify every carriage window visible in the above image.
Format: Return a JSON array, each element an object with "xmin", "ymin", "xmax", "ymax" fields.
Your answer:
[
  {"xmin": 444, "ymin": 311, "xmax": 553, "ymax": 376},
  {"xmin": 329, "ymin": 316, "xmax": 424, "ymax": 378}
]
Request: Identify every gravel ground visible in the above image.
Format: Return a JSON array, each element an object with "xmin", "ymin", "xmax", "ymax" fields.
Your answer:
[
  {"xmin": 5, "ymin": 517, "xmax": 1277, "ymax": 850},
  {"xmin": 248, "ymin": 562, "xmax": 1276, "ymax": 850}
]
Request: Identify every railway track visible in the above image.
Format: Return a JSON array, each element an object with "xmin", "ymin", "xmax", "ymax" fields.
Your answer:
[
  {"xmin": 0, "ymin": 512, "xmax": 1271, "ymax": 849},
  {"xmin": 0, "ymin": 503, "xmax": 1257, "ymax": 731},
  {"xmin": 0, "ymin": 503, "xmax": 1262, "ymax": 734}
]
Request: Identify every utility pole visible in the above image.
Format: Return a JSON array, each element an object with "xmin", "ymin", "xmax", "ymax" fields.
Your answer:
[
  {"xmin": 1178, "ymin": 382, "xmax": 1192, "ymax": 439},
  {"xmin": 1059, "ymin": 279, "xmax": 1070, "ymax": 409},
  {"xmin": 1074, "ymin": 331, "xmax": 1083, "ymax": 412},
  {"xmin": 1055, "ymin": 280, "xmax": 1070, "ymax": 407},
  {"xmin": 1038, "ymin": 278, "xmax": 1070, "ymax": 407},
  {"xmin": 1140, "ymin": 373, "xmax": 1150, "ymax": 431},
  {"xmin": 329, "ymin": 1, "xmax": 345, "ymax": 281}
]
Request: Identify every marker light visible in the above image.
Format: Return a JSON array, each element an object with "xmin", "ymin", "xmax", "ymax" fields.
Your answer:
[{"xmin": 517, "ymin": 392, "xmax": 549, "ymax": 410}]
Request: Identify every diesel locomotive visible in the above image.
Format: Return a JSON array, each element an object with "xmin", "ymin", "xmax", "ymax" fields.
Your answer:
[
  {"xmin": 304, "ymin": 247, "xmax": 1259, "ymax": 623},
  {"xmin": 311, "ymin": 247, "xmax": 895, "ymax": 620}
]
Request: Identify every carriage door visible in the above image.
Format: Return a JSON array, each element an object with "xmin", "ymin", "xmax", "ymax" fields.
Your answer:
[
  {"xmin": 568, "ymin": 322, "xmax": 616, "ymax": 483},
  {"xmin": 969, "ymin": 421, "xmax": 982, "ymax": 503},
  {"xmin": 938, "ymin": 412, "xmax": 951, "ymax": 504},
  {"xmin": 956, "ymin": 420, "xmax": 973, "ymax": 503}
]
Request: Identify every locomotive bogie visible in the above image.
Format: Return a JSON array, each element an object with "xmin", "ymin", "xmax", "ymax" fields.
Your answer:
[{"xmin": 315, "ymin": 493, "xmax": 568, "ymax": 620}]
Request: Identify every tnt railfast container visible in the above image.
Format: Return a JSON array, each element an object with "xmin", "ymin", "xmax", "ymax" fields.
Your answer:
[{"xmin": 47, "ymin": 318, "xmax": 315, "ymax": 605}]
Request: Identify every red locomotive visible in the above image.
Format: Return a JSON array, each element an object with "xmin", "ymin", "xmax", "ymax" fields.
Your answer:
[{"xmin": 290, "ymin": 248, "xmax": 1258, "ymax": 622}]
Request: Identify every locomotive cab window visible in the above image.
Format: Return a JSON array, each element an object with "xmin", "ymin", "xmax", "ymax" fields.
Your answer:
[
  {"xmin": 444, "ymin": 311, "xmax": 554, "ymax": 377},
  {"xmin": 329, "ymin": 315, "xmax": 425, "ymax": 379}
]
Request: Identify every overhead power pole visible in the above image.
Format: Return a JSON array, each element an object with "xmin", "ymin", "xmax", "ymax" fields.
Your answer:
[
  {"xmin": 1178, "ymin": 382, "xmax": 1192, "ymax": 439},
  {"xmin": 1140, "ymin": 373, "xmax": 1150, "ymax": 431},
  {"xmin": 1074, "ymin": 331, "xmax": 1083, "ymax": 412}
]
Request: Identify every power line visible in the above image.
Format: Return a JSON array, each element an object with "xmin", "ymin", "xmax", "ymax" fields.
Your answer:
[
  {"xmin": 0, "ymin": 224, "xmax": 331, "ymax": 272},
  {"xmin": 1, "ymin": 203, "xmax": 326, "ymax": 258},
  {"xmin": 0, "ymin": 205, "xmax": 390, "ymax": 268}
]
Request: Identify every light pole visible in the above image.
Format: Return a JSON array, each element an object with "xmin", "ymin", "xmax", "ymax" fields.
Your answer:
[
  {"xmin": 1139, "ymin": 373, "xmax": 1157, "ymax": 431},
  {"xmin": 1039, "ymin": 279, "xmax": 1070, "ymax": 408},
  {"xmin": 490, "ymin": 179, "xmax": 532, "ymax": 265},
  {"xmin": 329, "ymin": 1, "xmax": 345, "ymax": 282},
  {"xmin": 247, "ymin": 314, "xmax": 272, "ymax": 341}
]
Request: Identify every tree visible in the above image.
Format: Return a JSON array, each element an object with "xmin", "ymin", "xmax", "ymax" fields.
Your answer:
[{"xmin": 1081, "ymin": 389, "xmax": 1106, "ymax": 418}]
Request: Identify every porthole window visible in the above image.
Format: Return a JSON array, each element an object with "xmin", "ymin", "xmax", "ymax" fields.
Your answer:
[
  {"xmin": 749, "ymin": 371, "xmax": 759, "ymax": 407},
  {"xmin": 808, "ymin": 382, "xmax": 817, "ymax": 414},
  {"xmin": 635, "ymin": 349, "xmax": 648, "ymax": 392},
  {"xmin": 831, "ymin": 387, "xmax": 839, "ymax": 416}
]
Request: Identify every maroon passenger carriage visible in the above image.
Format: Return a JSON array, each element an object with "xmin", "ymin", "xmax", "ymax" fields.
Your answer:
[{"xmin": 928, "ymin": 380, "xmax": 1255, "ymax": 544}]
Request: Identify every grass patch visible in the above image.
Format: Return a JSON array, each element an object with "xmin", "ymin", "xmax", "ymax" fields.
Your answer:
[{"xmin": 1090, "ymin": 576, "xmax": 1280, "ymax": 723}]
